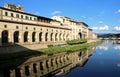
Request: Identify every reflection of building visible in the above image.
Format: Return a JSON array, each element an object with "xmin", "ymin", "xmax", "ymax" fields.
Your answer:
[{"xmin": 0, "ymin": 48, "xmax": 95, "ymax": 77}]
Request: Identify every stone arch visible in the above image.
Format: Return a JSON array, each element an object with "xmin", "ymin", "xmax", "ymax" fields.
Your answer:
[
  {"xmin": 40, "ymin": 62, "xmax": 44, "ymax": 70},
  {"xmin": 51, "ymin": 59, "xmax": 54, "ymax": 66},
  {"xmin": 55, "ymin": 33, "xmax": 58, "ymax": 41},
  {"xmin": 2, "ymin": 30, "xmax": 8, "ymax": 44},
  {"xmin": 45, "ymin": 32, "xmax": 48, "ymax": 41},
  {"xmin": 33, "ymin": 63, "xmax": 37, "ymax": 73},
  {"xmin": 24, "ymin": 31, "xmax": 28, "ymax": 42},
  {"xmin": 15, "ymin": 68, "xmax": 21, "ymax": 77},
  {"xmin": 13, "ymin": 31, "xmax": 19, "ymax": 43},
  {"xmin": 25, "ymin": 66, "xmax": 30, "ymax": 76},
  {"xmin": 46, "ymin": 60, "xmax": 49, "ymax": 68},
  {"xmin": 50, "ymin": 33, "xmax": 53, "ymax": 41},
  {"xmin": 66, "ymin": 34, "xmax": 69, "ymax": 40},
  {"xmin": 39, "ymin": 32, "xmax": 42, "ymax": 42},
  {"xmin": 59, "ymin": 33, "xmax": 62, "ymax": 41},
  {"xmin": 32, "ymin": 32, "xmax": 36, "ymax": 42},
  {"xmin": 79, "ymin": 32, "xmax": 82, "ymax": 39},
  {"xmin": 63, "ymin": 33, "xmax": 65, "ymax": 41}
]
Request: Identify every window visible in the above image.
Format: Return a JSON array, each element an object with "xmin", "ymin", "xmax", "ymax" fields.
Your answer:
[
  {"xmin": 16, "ymin": 26, "xmax": 19, "ymax": 29},
  {"xmin": 34, "ymin": 18, "xmax": 36, "ymax": 21},
  {"xmin": 11, "ymin": 13, "xmax": 14, "ymax": 17},
  {"xmin": 34, "ymin": 28, "xmax": 36, "ymax": 30},
  {"xmin": 4, "ymin": 25, "xmax": 7, "ymax": 28},
  {"xmin": 5, "ymin": 12, "xmax": 8, "ymax": 16},
  {"xmin": 21, "ymin": 15, "xmax": 23, "ymax": 19},
  {"xmin": 26, "ymin": 27, "xmax": 28, "ymax": 29},
  {"xmin": 30, "ymin": 17, "xmax": 32, "ymax": 20},
  {"xmin": 16, "ymin": 14, "xmax": 19, "ymax": 18},
  {"xmin": 25, "ymin": 16, "xmax": 29, "ymax": 20}
]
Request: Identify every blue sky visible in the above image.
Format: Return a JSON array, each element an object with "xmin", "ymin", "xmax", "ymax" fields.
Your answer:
[{"xmin": 0, "ymin": 0, "xmax": 120, "ymax": 33}]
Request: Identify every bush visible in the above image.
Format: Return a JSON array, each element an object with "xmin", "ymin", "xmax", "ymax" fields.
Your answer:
[
  {"xmin": 67, "ymin": 39, "xmax": 87, "ymax": 45},
  {"xmin": 47, "ymin": 44, "xmax": 54, "ymax": 47}
]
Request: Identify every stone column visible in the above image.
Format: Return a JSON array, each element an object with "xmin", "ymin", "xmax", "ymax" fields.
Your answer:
[
  {"xmin": 35, "ymin": 32, "xmax": 39, "ymax": 43},
  {"xmin": 28, "ymin": 31, "xmax": 32, "ymax": 44},
  {"xmin": 47, "ymin": 33, "xmax": 51, "ymax": 42},
  {"xmin": 10, "ymin": 69, "xmax": 15, "ymax": 77},
  {"xmin": 9, "ymin": 30, "xmax": 14, "ymax": 44},
  {"xmin": 52, "ymin": 33, "xmax": 55, "ymax": 42},
  {"xmin": 41, "ymin": 32, "xmax": 45, "ymax": 43},
  {"xmin": 19, "ymin": 31, "xmax": 23, "ymax": 44},
  {"xmin": 19, "ymin": 66, "xmax": 25, "ymax": 77}
]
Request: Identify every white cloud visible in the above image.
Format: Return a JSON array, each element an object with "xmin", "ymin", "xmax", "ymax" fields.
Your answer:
[
  {"xmin": 51, "ymin": 11, "xmax": 62, "ymax": 15},
  {"xmin": 92, "ymin": 25, "xmax": 109, "ymax": 31},
  {"xmin": 92, "ymin": 27, "xmax": 98, "ymax": 30},
  {"xmin": 116, "ymin": 9, "xmax": 120, "ymax": 14},
  {"xmin": 114, "ymin": 26, "xmax": 120, "ymax": 31},
  {"xmin": 99, "ymin": 25, "xmax": 109, "ymax": 30}
]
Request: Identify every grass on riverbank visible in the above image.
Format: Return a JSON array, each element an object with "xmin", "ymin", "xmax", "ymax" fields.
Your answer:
[{"xmin": 39, "ymin": 41, "xmax": 103, "ymax": 54}]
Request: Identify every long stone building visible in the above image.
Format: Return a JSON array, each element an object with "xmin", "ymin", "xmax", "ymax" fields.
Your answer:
[{"xmin": 0, "ymin": 4, "xmax": 97, "ymax": 53}]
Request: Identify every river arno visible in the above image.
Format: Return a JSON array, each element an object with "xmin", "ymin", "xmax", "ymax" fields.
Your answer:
[{"xmin": 54, "ymin": 41, "xmax": 120, "ymax": 77}]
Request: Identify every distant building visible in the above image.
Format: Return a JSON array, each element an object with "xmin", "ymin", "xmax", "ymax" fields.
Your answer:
[{"xmin": 51, "ymin": 16, "xmax": 88, "ymax": 40}]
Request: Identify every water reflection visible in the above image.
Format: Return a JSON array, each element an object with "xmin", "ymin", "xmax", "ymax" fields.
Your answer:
[
  {"xmin": 96, "ymin": 45, "xmax": 108, "ymax": 51},
  {"xmin": 0, "ymin": 46, "xmax": 95, "ymax": 77},
  {"xmin": 60, "ymin": 41, "xmax": 120, "ymax": 77},
  {"xmin": 114, "ymin": 46, "xmax": 120, "ymax": 50}
]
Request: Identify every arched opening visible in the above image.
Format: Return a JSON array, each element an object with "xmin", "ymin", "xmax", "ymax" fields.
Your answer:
[
  {"xmin": 66, "ymin": 34, "xmax": 69, "ymax": 40},
  {"xmin": 59, "ymin": 33, "xmax": 62, "ymax": 41},
  {"xmin": 55, "ymin": 33, "xmax": 58, "ymax": 41},
  {"xmin": 40, "ymin": 62, "xmax": 44, "ymax": 70},
  {"xmin": 39, "ymin": 32, "xmax": 42, "ymax": 42},
  {"xmin": 2, "ymin": 30, "xmax": 8, "ymax": 44},
  {"xmin": 14, "ymin": 31, "xmax": 19, "ymax": 43},
  {"xmin": 63, "ymin": 33, "xmax": 65, "ymax": 41},
  {"xmin": 50, "ymin": 33, "xmax": 53, "ymax": 41},
  {"xmin": 32, "ymin": 32, "xmax": 36, "ymax": 42},
  {"xmin": 15, "ymin": 68, "xmax": 21, "ymax": 77},
  {"xmin": 25, "ymin": 66, "xmax": 30, "ymax": 76},
  {"xmin": 45, "ymin": 32, "xmax": 48, "ymax": 41},
  {"xmin": 24, "ymin": 31, "xmax": 28, "ymax": 42},
  {"xmin": 46, "ymin": 60, "xmax": 49, "ymax": 68},
  {"xmin": 79, "ymin": 32, "xmax": 82, "ymax": 39},
  {"xmin": 33, "ymin": 64, "xmax": 37, "ymax": 73}
]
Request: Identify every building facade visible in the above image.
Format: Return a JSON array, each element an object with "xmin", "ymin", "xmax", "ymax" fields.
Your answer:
[
  {"xmin": 51, "ymin": 16, "xmax": 88, "ymax": 40},
  {"xmin": 0, "ymin": 4, "xmax": 97, "ymax": 53}
]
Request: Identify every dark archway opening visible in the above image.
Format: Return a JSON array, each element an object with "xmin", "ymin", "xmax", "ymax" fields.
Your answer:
[
  {"xmin": 24, "ymin": 31, "xmax": 28, "ymax": 42},
  {"xmin": 32, "ymin": 32, "xmax": 36, "ymax": 42},
  {"xmin": 39, "ymin": 32, "xmax": 42, "ymax": 42},
  {"xmin": 45, "ymin": 33, "xmax": 48, "ymax": 41},
  {"xmin": 2, "ymin": 30, "xmax": 8, "ymax": 44},
  {"xmin": 79, "ymin": 32, "xmax": 82, "ymax": 39},
  {"xmin": 14, "ymin": 31, "xmax": 19, "ymax": 43}
]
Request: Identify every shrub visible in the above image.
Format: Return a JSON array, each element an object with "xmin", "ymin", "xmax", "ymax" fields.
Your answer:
[
  {"xmin": 47, "ymin": 44, "xmax": 54, "ymax": 47},
  {"xmin": 67, "ymin": 39, "xmax": 87, "ymax": 45}
]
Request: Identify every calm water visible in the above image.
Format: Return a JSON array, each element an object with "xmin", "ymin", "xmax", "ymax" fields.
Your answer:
[{"xmin": 54, "ymin": 41, "xmax": 120, "ymax": 77}]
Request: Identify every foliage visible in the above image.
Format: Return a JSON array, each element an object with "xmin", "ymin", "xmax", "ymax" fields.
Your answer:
[{"xmin": 66, "ymin": 39, "xmax": 87, "ymax": 45}]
